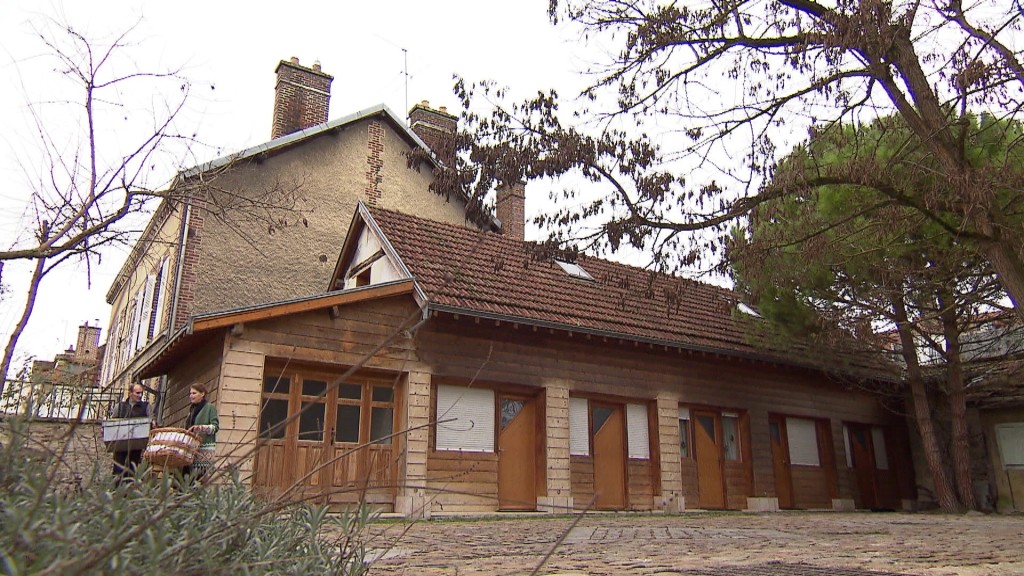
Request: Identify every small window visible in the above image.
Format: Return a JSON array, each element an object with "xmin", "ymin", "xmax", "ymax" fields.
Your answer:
[
  {"xmin": 335, "ymin": 404, "xmax": 361, "ymax": 443},
  {"xmin": 626, "ymin": 403, "xmax": 650, "ymax": 459},
  {"xmin": 679, "ymin": 407, "xmax": 691, "ymax": 459},
  {"xmin": 372, "ymin": 386, "xmax": 394, "ymax": 402},
  {"xmin": 259, "ymin": 399, "xmax": 289, "ymax": 439},
  {"xmin": 356, "ymin": 268, "xmax": 371, "ymax": 287},
  {"xmin": 298, "ymin": 402, "xmax": 326, "ymax": 441},
  {"xmin": 871, "ymin": 427, "xmax": 889, "ymax": 470},
  {"xmin": 263, "ymin": 375, "xmax": 290, "ymax": 394},
  {"xmin": 786, "ymin": 417, "xmax": 821, "ymax": 466},
  {"xmin": 722, "ymin": 414, "xmax": 740, "ymax": 461},
  {"xmin": 554, "ymin": 259, "xmax": 594, "ymax": 281},
  {"xmin": 338, "ymin": 383, "xmax": 362, "ymax": 399},
  {"xmin": 302, "ymin": 379, "xmax": 328, "ymax": 397},
  {"xmin": 996, "ymin": 423, "xmax": 1024, "ymax": 467},
  {"xmin": 435, "ymin": 385, "xmax": 495, "ymax": 452},
  {"xmin": 370, "ymin": 406, "xmax": 394, "ymax": 444},
  {"xmin": 569, "ymin": 397, "xmax": 590, "ymax": 456}
]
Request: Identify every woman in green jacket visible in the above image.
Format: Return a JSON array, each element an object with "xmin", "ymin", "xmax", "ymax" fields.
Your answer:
[{"xmin": 184, "ymin": 382, "xmax": 219, "ymax": 482}]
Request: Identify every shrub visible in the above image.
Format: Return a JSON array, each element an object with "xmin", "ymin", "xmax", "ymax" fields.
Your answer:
[{"xmin": 0, "ymin": 419, "xmax": 372, "ymax": 575}]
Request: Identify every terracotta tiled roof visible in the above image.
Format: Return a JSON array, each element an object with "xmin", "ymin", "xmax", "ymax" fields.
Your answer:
[{"xmin": 366, "ymin": 206, "xmax": 779, "ymax": 360}]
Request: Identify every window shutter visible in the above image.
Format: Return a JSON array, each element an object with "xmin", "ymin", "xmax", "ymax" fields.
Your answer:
[
  {"xmin": 136, "ymin": 275, "xmax": 156, "ymax": 350},
  {"xmin": 126, "ymin": 295, "xmax": 142, "ymax": 356},
  {"xmin": 152, "ymin": 258, "xmax": 170, "ymax": 336},
  {"xmin": 626, "ymin": 403, "xmax": 650, "ymax": 459},
  {"xmin": 786, "ymin": 417, "xmax": 821, "ymax": 466},
  {"xmin": 996, "ymin": 423, "xmax": 1024, "ymax": 467},
  {"xmin": 871, "ymin": 427, "xmax": 889, "ymax": 470},
  {"xmin": 569, "ymin": 397, "xmax": 590, "ymax": 456},
  {"xmin": 435, "ymin": 385, "xmax": 494, "ymax": 452}
]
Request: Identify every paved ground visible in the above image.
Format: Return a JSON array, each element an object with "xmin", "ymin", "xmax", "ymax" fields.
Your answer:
[{"xmin": 363, "ymin": 511, "xmax": 1024, "ymax": 576}]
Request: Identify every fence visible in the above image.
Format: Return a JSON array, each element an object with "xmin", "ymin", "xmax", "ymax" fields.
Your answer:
[{"xmin": 1, "ymin": 379, "xmax": 121, "ymax": 421}]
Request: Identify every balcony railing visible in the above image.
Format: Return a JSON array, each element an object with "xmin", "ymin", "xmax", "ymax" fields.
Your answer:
[{"xmin": 1, "ymin": 379, "xmax": 122, "ymax": 421}]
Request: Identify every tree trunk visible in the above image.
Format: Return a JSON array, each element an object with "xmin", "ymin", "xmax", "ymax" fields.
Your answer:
[
  {"xmin": 937, "ymin": 292, "xmax": 978, "ymax": 510},
  {"xmin": 0, "ymin": 257, "xmax": 47, "ymax": 395},
  {"xmin": 979, "ymin": 226, "xmax": 1024, "ymax": 321},
  {"xmin": 891, "ymin": 295, "xmax": 962, "ymax": 511}
]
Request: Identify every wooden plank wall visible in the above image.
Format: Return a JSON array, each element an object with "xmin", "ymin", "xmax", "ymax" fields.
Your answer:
[
  {"xmin": 426, "ymin": 449, "xmax": 499, "ymax": 513},
  {"xmin": 791, "ymin": 467, "xmax": 832, "ymax": 509},
  {"xmin": 415, "ymin": 319, "xmax": 907, "ymax": 511}
]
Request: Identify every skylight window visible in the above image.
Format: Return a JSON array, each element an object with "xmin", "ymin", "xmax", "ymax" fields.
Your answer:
[
  {"xmin": 737, "ymin": 302, "xmax": 761, "ymax": 317},
  {"xmin": 555, "ymin": 259, "xmax": 594, "ymax": 281}
]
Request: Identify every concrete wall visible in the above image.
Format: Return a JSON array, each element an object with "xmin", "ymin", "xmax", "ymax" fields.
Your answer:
[
  {"xmin": 190, "ymin": 116, "xmax": 470, "ymax": 318},
  {"xmin": 980, "ymin": 406, "xmax": 1024, "ymax": 513}
]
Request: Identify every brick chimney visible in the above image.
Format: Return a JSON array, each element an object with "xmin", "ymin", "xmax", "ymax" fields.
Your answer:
[
  {"xmin": 496, "ymin": 181, "xmax": 526, "ymax": 241},
  {"xmin": 408, "ymin": 100, "xmax": 458, "ymax": 167},
  {"xmin": 272, "ymin": 57, "xmax": 334, "ymax": 139}
]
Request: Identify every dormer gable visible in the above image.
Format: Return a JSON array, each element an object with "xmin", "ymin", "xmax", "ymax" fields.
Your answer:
[{"xmin": 330, "ymin": 202, "xmax": 412, "ymax": 292}]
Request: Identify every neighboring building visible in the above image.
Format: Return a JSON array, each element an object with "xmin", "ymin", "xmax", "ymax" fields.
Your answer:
[
  {"xmin": 100, "ymin": 57, "xmax": 490, "ymax": 404},
  {"xmin": 138, "ymin": 203, "xmax": 917, "ymax": 516},
  {"xmin": 31, "ymin": 323, "xmax": 104, "ymax": 388},
  {"xmin": 881, "ymin": 313, "xmax": 1024, "ymax": 512}
]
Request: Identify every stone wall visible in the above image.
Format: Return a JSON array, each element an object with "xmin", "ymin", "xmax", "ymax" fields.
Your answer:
[{"xmin": 0, "ymin": 417, "xmax": 109, "ymax": 491}]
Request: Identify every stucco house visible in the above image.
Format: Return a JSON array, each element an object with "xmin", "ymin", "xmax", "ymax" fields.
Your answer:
[
  {"xmin": 99, "ymin": 58, "xmax": 501, "ymax": 413},
  {"xmin": 136, "ymin": 202, "xmax": 917, "ymax": 516}
]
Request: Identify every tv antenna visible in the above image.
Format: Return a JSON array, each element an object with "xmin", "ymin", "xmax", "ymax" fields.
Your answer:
[{"xmin": 401, "ymin": 48, "xmax": 410, "ymax": 116}]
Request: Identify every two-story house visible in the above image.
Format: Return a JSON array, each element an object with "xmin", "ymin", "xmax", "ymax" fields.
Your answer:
[{"xmin": 100, "ymin": 58, "xmax": 502, "ymax": 416}]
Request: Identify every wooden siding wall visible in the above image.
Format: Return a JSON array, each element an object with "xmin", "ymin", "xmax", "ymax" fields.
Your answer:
[
  {"xmin": 791, "ymin": 467, "xmax": 832, "ymax": 509},
  {"xmin": 426, "ymin": 450, "xmax": 499, "ymax": 513},
  {"xmin": 416, "ymin": 319, "xmax": 905, "ymax": 511},
  {"xmin": 163, "ymin": 339, "xmax": 223, "ymax": 431}
]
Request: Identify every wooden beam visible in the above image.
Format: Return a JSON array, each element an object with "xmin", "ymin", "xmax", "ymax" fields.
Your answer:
[{"xmin": 191, "ymin": 280, "xmax": 415, "ymax": 332}]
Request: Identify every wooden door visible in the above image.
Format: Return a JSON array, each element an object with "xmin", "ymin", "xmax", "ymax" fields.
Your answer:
[
  {"xmin": 694, "ymin": 410, "xmax": 726, "ymax": 509},
  {"xmin": 769, "ymin": 415, "xmax": 795, "ymax": 509},
  {"xmin": 498, "ymin": 396, "xmax": 537, "ymax": 510},
  {"xmin": 592, "ymin": 403, "xmax": 626, "ymax": 510},
  {"xmin": 848, "ymin": 423, "xmax": 878, "ymax": 509}
]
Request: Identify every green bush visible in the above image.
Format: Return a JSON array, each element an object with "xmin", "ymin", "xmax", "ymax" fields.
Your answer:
[{"xmin": 0, "ymin": 419, "xmax": 372, "ymax": 575}]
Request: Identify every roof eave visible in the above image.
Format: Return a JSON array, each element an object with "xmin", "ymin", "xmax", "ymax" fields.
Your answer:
[{"xmin": 425, "ymin": 303, "xmax": 894, "ymax": 381}]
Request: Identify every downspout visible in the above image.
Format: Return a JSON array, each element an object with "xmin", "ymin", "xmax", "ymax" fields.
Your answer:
[{"xmin": 159, "ymin": 201, "xmax": 192, "ymax": 425}]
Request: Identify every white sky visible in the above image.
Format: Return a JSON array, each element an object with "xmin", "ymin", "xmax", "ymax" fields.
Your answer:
[{"xmin": 0, "ymin": 0, "xmax": 592, "ymax": 365}]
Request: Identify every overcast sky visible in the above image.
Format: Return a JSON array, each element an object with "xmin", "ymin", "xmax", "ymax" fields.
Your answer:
[{"xmin": 0, "ymin": 0, "xmax": 592, "ymax": 366}]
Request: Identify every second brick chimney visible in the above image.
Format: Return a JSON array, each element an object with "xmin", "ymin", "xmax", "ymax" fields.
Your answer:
[
  {"xmin": 496, "ymin": 181, "xmax": 526, "ymax": 241},
  {"xmin": 408, "ymin": 101, "xmax": 458, "ymax": 167},
  {"xmin": 272, "ymin": 57, "xmax": 334, "ymax": 139}
]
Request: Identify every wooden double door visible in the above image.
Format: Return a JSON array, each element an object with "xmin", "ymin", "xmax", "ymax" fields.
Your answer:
[{"xmin": 255, "ymin": 366, "xmax": 398, "ymax": 506}]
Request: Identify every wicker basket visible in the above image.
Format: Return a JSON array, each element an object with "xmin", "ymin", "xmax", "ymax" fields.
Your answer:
[{"xmin": 142, "ymin": 427, "xmax": 201, "ymax": 469}]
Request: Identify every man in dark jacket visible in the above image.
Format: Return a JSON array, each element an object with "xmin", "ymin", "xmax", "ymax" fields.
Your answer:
[{"xmin": 112, "ymin": 383, "xmax": 151, "ymax": 481}]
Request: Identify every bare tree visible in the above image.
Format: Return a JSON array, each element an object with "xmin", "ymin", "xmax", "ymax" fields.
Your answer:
[{"xmin": 0, "ymin": 18, "xmax": 306, "ymax": 392}]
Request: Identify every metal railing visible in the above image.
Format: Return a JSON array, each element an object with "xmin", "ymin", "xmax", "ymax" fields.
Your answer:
[{"xmin": 1, "ymin": 379, "xmax": 121, "ymax": 421}]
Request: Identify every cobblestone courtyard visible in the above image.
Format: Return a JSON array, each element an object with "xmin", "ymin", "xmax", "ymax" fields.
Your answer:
[{"xmin": 364, "ymin": 511, "xmax": 1024, "ymax": 575}]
